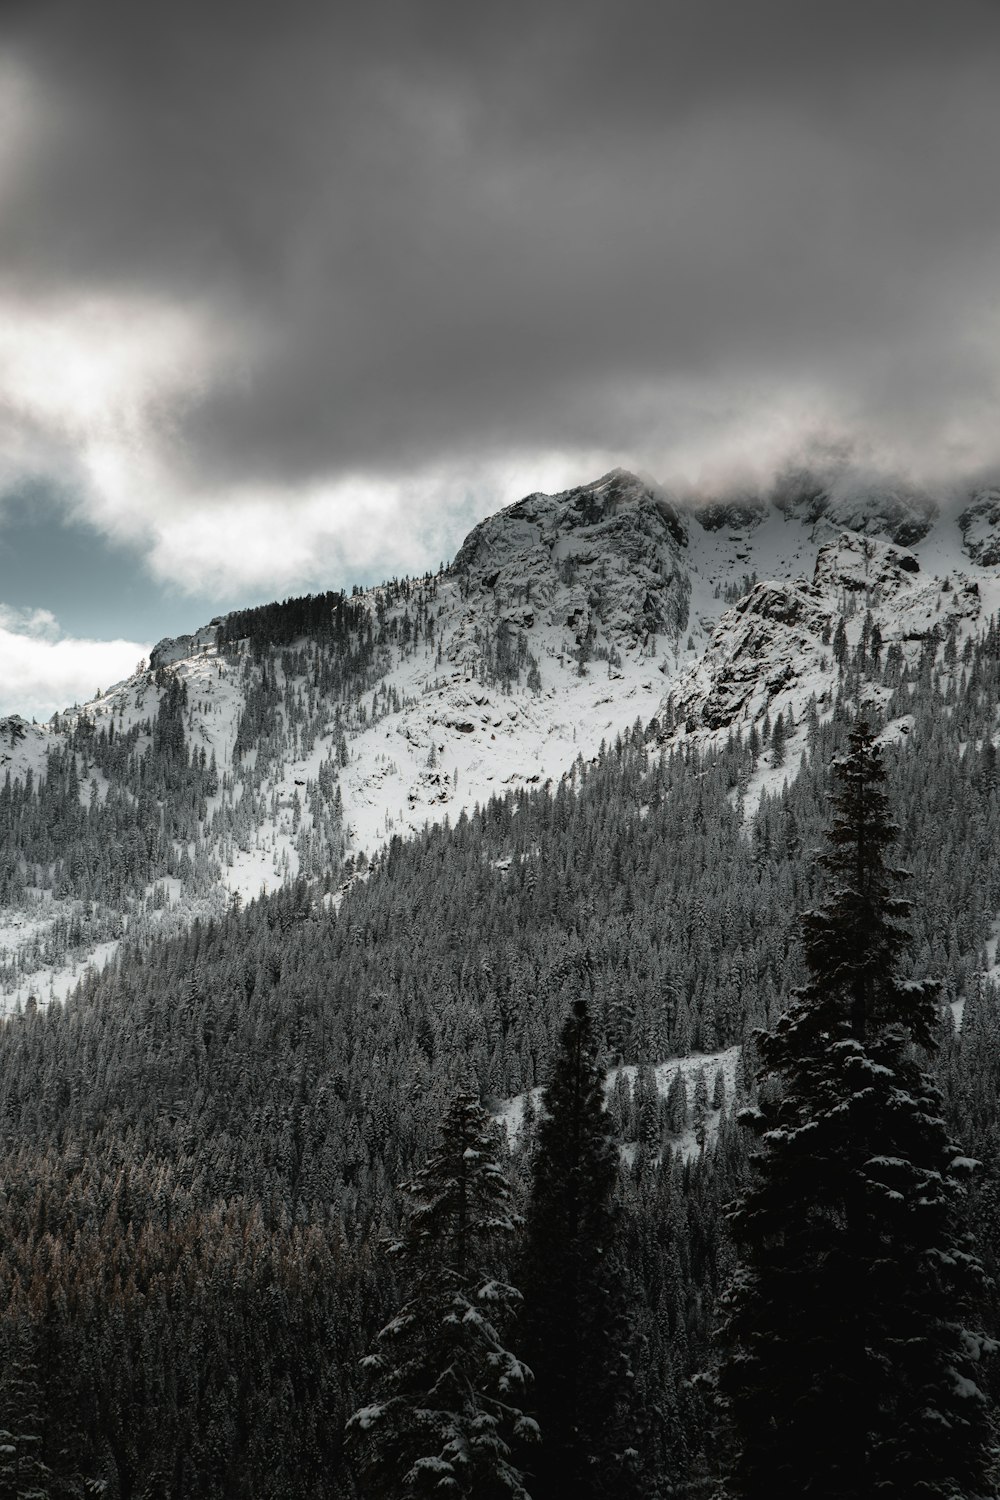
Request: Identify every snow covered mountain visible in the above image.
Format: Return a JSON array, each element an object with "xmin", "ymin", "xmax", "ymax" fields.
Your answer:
[{"xmin": 4, "ymin": 465, "xmax": 1000, "ymax": 1010}]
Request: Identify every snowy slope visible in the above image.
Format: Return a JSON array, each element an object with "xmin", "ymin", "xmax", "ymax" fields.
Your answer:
[{"xmin": 6, "ymin": 466, "xmax": 1000, "ymax": 1012}]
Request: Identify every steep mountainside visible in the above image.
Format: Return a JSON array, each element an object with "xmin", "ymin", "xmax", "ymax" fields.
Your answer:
[{"xmin": 3, "ymin": 466, "xmax": 1000, "ymax": 1010}]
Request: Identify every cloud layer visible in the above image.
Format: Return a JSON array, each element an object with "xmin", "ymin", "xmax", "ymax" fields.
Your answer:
[
  {"xmin": 0, "ymin": 606, "xmax": 147, "ymax": 721},
  {"xmin": 2, "ymin": 0, "xmax": 1000, "ymax": 599}
]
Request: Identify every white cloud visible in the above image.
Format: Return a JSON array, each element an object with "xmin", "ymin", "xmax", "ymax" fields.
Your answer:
[
  {"xmin": 140, "ymin": 449, "xmax": 624, "ymax": 598},
  {"xmin": 0, "ymin": 286, "xmax": 585, "ymax": 598},
  {"xmin": 0, "ymin": 287, "xmax": 225, "ymax": 497},
  {"xmin": 0, "ymin": 606, "xmax": 148, "ymax": 721},
  {"xmin": 0, "ymin": 605, "xmax": 60, "ymax": 642}
]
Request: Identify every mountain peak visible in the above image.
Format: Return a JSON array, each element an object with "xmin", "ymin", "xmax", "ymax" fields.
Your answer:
[
  {"xmin": 453, "ymin": 470, "xmax": 687, "ymax": 583},
  {"xmin": 449, "ymin": 471, "xmax": 691, "ymax": 656}
]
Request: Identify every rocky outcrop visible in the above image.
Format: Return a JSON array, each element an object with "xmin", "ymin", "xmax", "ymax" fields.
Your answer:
[
  {"xmin": 150, "ymin": 625, "xmax": 219, "ymax": 670},
  {"xmin": 814, "ymin": 533, "xmax": 979, "ymax": 639},
  {"xmin": 657, "ymin": 531, "xmax": 981, "ymax": 740},
  {"xmin": 696, "ymin": 498, "xmax": 768, "ymax": 532},
  {"xmin": 958, "ymin": 491, "xmax": 1000, "ymax": 566},
  {"xmin": 0, "ymin": 715, "xmax": 28, "ymax": 746},
  {"xmin": 660, "ymin": 578, "xmax": 835, "ymax": 733},
  {"xmin": 813, "ymin": 533, "xmax": 921, "ymax": 594},
  {"xmin": 450, "ymin": 469, "xmax": 692, "ymax": 655}
]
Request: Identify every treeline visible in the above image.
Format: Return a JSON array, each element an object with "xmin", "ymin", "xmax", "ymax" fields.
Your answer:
[
  {"xmin": 218, "ymin": 590, "xmax": 368, "ymax": 654},
  {"xmin": 217, "ymin": 575, "xmax": 442, "ymax": 661},
  {"xmin": 218, "ymin": 567, "xmax": 545, "ymax": 697}
]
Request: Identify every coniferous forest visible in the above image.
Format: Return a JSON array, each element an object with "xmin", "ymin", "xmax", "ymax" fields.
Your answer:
[{"xmin": 2, "ymin": 624, "xmax": 1000, "ymax": 1495}]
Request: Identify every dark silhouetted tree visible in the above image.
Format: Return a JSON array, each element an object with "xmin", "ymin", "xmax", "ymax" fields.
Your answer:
[
  {"xmin": 521, "ymin": 999, "xmax": 641, "ymax": 1500},
  {"xmin": 721, "ymin": 720, "xmax": 994, "ymax": 1499}
]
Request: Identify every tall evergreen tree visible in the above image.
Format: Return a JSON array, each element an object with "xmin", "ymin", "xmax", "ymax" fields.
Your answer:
[
  {"xmin": 721, "ymin": 720, "xmax": 995, "ymax": 1499},
  {"xmin": 348, "ymin": 1089, "xmax": 536, "ymax": 1499},
  {"xmin": 520, "ymin": 998, "xmax": 641, "ymax": 1500}
]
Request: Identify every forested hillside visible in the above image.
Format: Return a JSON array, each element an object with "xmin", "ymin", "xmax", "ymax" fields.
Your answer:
[{"xmin": 0, "ymin": 618, "xmax": 999, "ymax": 1494}]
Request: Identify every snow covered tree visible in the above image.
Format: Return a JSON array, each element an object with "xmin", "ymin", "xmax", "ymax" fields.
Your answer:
[
  {"xmin": 348, "ymin": 1089, "xmax": 536, "ymax": 1499},
  {"xmin": 520, "ymin": 999, "xmax": 641, "ymax": 1500},
  {"xmin": 721, "ymin": 720, "xmax": 995, "ymax": 1499}
]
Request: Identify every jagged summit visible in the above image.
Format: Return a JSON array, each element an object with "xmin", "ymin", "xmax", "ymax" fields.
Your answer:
[
  {"xmin": 452, "ymin": 467, "xmax": 688, "ymax": 579},
  {"xmin": 451, "ymin": 468, "xmax": 691, "ymax": 657}
]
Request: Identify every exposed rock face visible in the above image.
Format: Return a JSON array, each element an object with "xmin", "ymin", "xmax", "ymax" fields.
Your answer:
[
  {"xmin": 658, "ymin": 531, "xmax": 981, "ymax": 739},
  {"xmin": 662, "ymin": 577, "xmax": 835, "ymax": 733},
  {"xmin": 958, "ymin": 491, "xmax": 1000, "ymax": 566},
  {"xmin": 451, "ymin": 469, "xmax": 692, "ymax": 654},
  {"xmin": 813, "ymin": 533, "xmax": 921, "ymax": 594},
  {"xmin": 813, "ymin": 533, "xmax": 980, "ymax": 638},
  {"xmin": 0, "ymin": 716, "xmax": 28, "ymax": 745},
  {"xmin": 150, "ymin": 626, "xmax": 219, "ymax": 670},
  {"xmin": 696, "ymin": 499, "xmax": 768, "ymax": 533}
]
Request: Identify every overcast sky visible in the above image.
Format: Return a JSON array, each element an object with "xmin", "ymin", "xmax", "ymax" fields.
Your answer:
[{"xmin": 2, "ymin": 0, "xmax": 1000, "ymax": 718}]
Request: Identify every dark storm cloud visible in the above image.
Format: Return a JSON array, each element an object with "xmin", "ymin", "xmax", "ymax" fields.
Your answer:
[{"xmin": 3, "ymin": 0, "xmax": 1000, "ymax": 492}]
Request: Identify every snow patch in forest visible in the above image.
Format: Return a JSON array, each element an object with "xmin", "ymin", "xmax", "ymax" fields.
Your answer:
[
  {"xmin": 493, "ymin": 1044, "xmax": 741, "ymax": 1157},
  {"xmin": 493, "ymin": 1087, "xmax": 544, "ymax": 1147},
  {"xmin": 982, "ymin": 915, "xmax": 1000, "ymax": 982},
  {"xmin": 605, "ymin": 1045, "xmax": 740, "ymax": 1104},
  {"xmin": 876, "ymin": 714, "xmax": 915, "ymax": 747},
  {"xmin": 5, "ymin": 938, "xmax": 120, "ymax": 1014}
]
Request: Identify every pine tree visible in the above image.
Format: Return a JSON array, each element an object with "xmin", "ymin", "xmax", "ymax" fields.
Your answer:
[
  {"xmin": 721, "ymin": 720, "xmax": 995, "ymax": 1499},
  {"xmin": 520, "ymin": 999, "xmax": 641, "ymax": 1500},
  {"xmin": 348, "ymin": 1089, "xmax": 537, "ymax": 1499},
  {"xmin": 833, "ymin": 615, "xmax": 849, "ymax": 667}
]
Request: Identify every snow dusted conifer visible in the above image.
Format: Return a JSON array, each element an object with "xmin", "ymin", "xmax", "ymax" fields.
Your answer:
[
  {"xmin": 348, "ymin": 1089, "xmax": 537, "ymax": 1499},
  {"xmin": 721, "ymin": 719, "xmax": 995, "ymax": 1499}
]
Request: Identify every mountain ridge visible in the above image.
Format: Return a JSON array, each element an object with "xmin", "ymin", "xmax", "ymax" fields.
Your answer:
[{"xmin": 3, "ymin": 465, "xmax": 1000, "ymax": 1011}]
